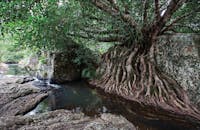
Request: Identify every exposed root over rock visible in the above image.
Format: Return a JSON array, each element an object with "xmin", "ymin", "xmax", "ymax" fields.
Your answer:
[{"xmin": 91, "ymin": 44, "xmax": 200, "ymax": 121}]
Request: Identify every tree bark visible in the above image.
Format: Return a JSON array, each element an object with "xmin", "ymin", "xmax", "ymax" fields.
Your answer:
[{"xmin": 91, "ymin": 41, "xmax": 200, "ymax": 121}]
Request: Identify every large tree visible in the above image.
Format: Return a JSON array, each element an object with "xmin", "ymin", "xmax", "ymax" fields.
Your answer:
[
  {"xmin": 1, "ymin": 0, "xmax": 200, "ymax": 121},
  {"xmin": 73, "ymin": 0, "xmax": 200, "ymax": 121}
]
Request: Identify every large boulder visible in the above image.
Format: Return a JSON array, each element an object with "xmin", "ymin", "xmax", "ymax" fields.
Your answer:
[
  {"xmin": 20, "ymin": 42, "xmax": 95, "ymax": 83},
  {"xmin": 157, "ymin": 33, "xmax": 200, "ymax": 108},
  {"xmin": 0, "ymin": 109, "xmax": 136, "ymax": 130},
  {"xmin": 18, "ymin": 50, "xmax": 82, "ymax": 83},
  {"xmin": 20, "ymin": 50, "xmax": 82, "ymax": 84},
  {"xmin": 0, "ymin": 76, "xmax": 48, "ymax": 117},
  {"xmin": 49, "ymin": 50, "xmax": 81, "ymax": 84}
]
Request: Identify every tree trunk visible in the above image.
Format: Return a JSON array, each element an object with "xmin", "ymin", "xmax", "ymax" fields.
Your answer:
[{"xmin": 91, "ymin": 41, "xmax": 200, "ymax": 121}]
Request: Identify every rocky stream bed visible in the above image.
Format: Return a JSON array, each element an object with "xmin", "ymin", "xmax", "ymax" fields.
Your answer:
[
  {"xmin": 0, "ymin": 76, "xmax": 135, "ymax": 130},
  {"xmin": 0, "ymin": 64, "xmax": 200, "ymax": 130}
]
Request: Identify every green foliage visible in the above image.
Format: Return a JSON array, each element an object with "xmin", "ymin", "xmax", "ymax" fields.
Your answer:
[
  {"xmin": 5, "ymin": 0, "xmax": 82, "ymax": 51},
  {"xmin": 38, "ymin": 55, "xmax": 48, "ymax": 65},
  {"xmin": 73, "ymin": 45, "xmax": 99, "ymax": 65},
  {"xmin": 1, "ymin": 0, "xmax": 199, "ymax": 44},
  {"xmin": 62, "ymin": 43, "xmax": 99, "ymax": 79},
  {"xmin": 1, "ymin": 53, "xmax": 22, "ymax": 63},
  {"xmin": 170, "ymin": 0, "xmax": 200, "ymax": 33},
  {"xmin": 81, "ymin": 68, "xmax": 96, "ymax": 79},
  {"xmin": 0, "ymin": 0, "xmax": 199, "ymax": 77},
  {"xmin": 0, "ymin": 35, "xmax": 31, "ymax": 63}
]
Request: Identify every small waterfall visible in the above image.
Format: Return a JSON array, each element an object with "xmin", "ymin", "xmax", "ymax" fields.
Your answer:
[
  {"xmin": 47, "ymin": 52, "xmax": 54, "ymax": 84},
  {"xmin": 46, "ymin": 52, "xmax": 60, "ymax": 89},
  {"xmin": 34, "ymin": 51, "xmax": 60, "ymax": 89},
  {"xmin": 33, "ymin": 76, "xmax": 60, "ymax": 89},
  {"xmin": 47, "ymin": 80, "xmax": 61, "ymax": 89}
]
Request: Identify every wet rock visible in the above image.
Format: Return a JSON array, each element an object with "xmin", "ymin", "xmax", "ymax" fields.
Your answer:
[
  {"xmin": 0, "ymin": 63, "xmax": 8, "ymax": 74},
  {"xmin": 16, "ymin": 77, "xmax": 35, "ymax": 84},
  {"xmin": 0, "ymin": 110, "xmax": 136, "ymax": 130},
  {"xmin": 0, "ymin": 76, "xmax": 48, "ymax": 116},
  {"xmin": 157, "ymin": 34, "xmax": 200, "ymax": 108}
]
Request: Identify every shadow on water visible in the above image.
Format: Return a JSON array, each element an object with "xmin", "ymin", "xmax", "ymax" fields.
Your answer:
[
  {"xmin": 3, "ymin": 64, "xmax": 199, "ymax": 129},
  {"xmin": 28, "ymin": 81, "xmax": 108, "ymax": 116},
  {"xmin": 27, "ymin": 80, "xmax": 200, "ymax": 130}
]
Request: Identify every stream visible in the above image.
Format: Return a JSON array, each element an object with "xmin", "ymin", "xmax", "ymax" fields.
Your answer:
[{"xmin": 2, "ymin": 64, "xmax": 200, "ymax": 130}]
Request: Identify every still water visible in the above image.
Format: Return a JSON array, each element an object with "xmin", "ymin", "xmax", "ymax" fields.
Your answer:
[
  {"xmin": 2, "ymin": 64, "xmax": 200, "ymax": 130},
  {"xmin": 27, "ymin": 80, "xmax": 200, "ymax": 130}
]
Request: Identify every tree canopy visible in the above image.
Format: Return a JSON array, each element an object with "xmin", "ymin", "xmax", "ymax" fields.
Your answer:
[
  {"xmin": 0, "ymin": 0, "xmax": 199, "ymax": 50},
  {"xmin": 1, "ymin": 0, "xmax": 200, "ymax": 123}
]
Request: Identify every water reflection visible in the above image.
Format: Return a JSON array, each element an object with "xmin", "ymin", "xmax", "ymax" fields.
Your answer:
[
  {"xmin": 4, "ymin": 64, "xmax": 199, "ymax": 129},
  {"xmin": 48, "ymin": 82, "xmax": 103, "ymax": 113},
  {"xmin": 27, "ymin": 99, "xmax": 50, "ymax": 115},
  {"xmin": 27, "ymin": 81, "xmax": 199, "ymax": 130},
  {"xmin": 27, "ymin": 81, "xmax": 107, "ymax": 116}
]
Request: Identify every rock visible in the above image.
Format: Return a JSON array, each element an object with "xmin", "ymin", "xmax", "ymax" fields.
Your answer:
[
  {"xmin": 19, "ymin": 39, "xmax": 97, "ymax": 83},
  {"xmin": 84, "ymin": 113, "xmax": 136, "ymax": 130},
  {"xmin": 50, "ymin": 51, "xmax": 81, "ymax": 84},
  {"xmin": 19, "ymin": 55, "xmax": 39, "ymax": 76},
  {"xmin": 16, "ymin": 77, "xmax": 35, "ymax": 84},
  {"xmin": 20, "ymin": 46, "xmax": 82, "ymax": 83},
  {"xmin": 157, "ymin": 33, "xmax": 200, "ymax": 108},
  {"xmin": 0, "ymin": 76, "xmax": 48, "ymax": 116},
  {"xmin": 0, "ymin": 63, "xmax": 8, "ymax": 74},
  {"xmin": 19, "ymin": 54, "xmax": 51, "ymax": 80},
  {"xmin": 36, "ymin": 54, "xmax": 52, "ymax": 80},
  {"xmin": 0, "ymin": 110, "xmax": 136, "ymax": 130}
]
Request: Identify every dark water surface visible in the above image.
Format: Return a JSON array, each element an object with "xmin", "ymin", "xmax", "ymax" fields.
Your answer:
[
  {"xmin": 2, "ymin": 64, "xmax": 200, "ymax": 130},
  {"xmin": 28, "ymin": 80, "xmax": 200, "ymax": 130}
]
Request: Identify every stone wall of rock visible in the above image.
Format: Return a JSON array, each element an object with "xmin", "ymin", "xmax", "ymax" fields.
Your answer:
[
  {"xmin": 49, "ymin": 51, "xmax": 81, "ymax": 84},
  {"xmin": 20, "ymin": 48, "xmax": 82, "ymax": 83},
  {"xmin": 0, "ymin": 110, "xmax": 136, "ymax": 130},
  {"xmin": 157, "ymin": 33, "xmax": 200, "ymax": 107},
  {"xmin": 0, "ymin": 76, "xmax": 48, "ymax": 116}
]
